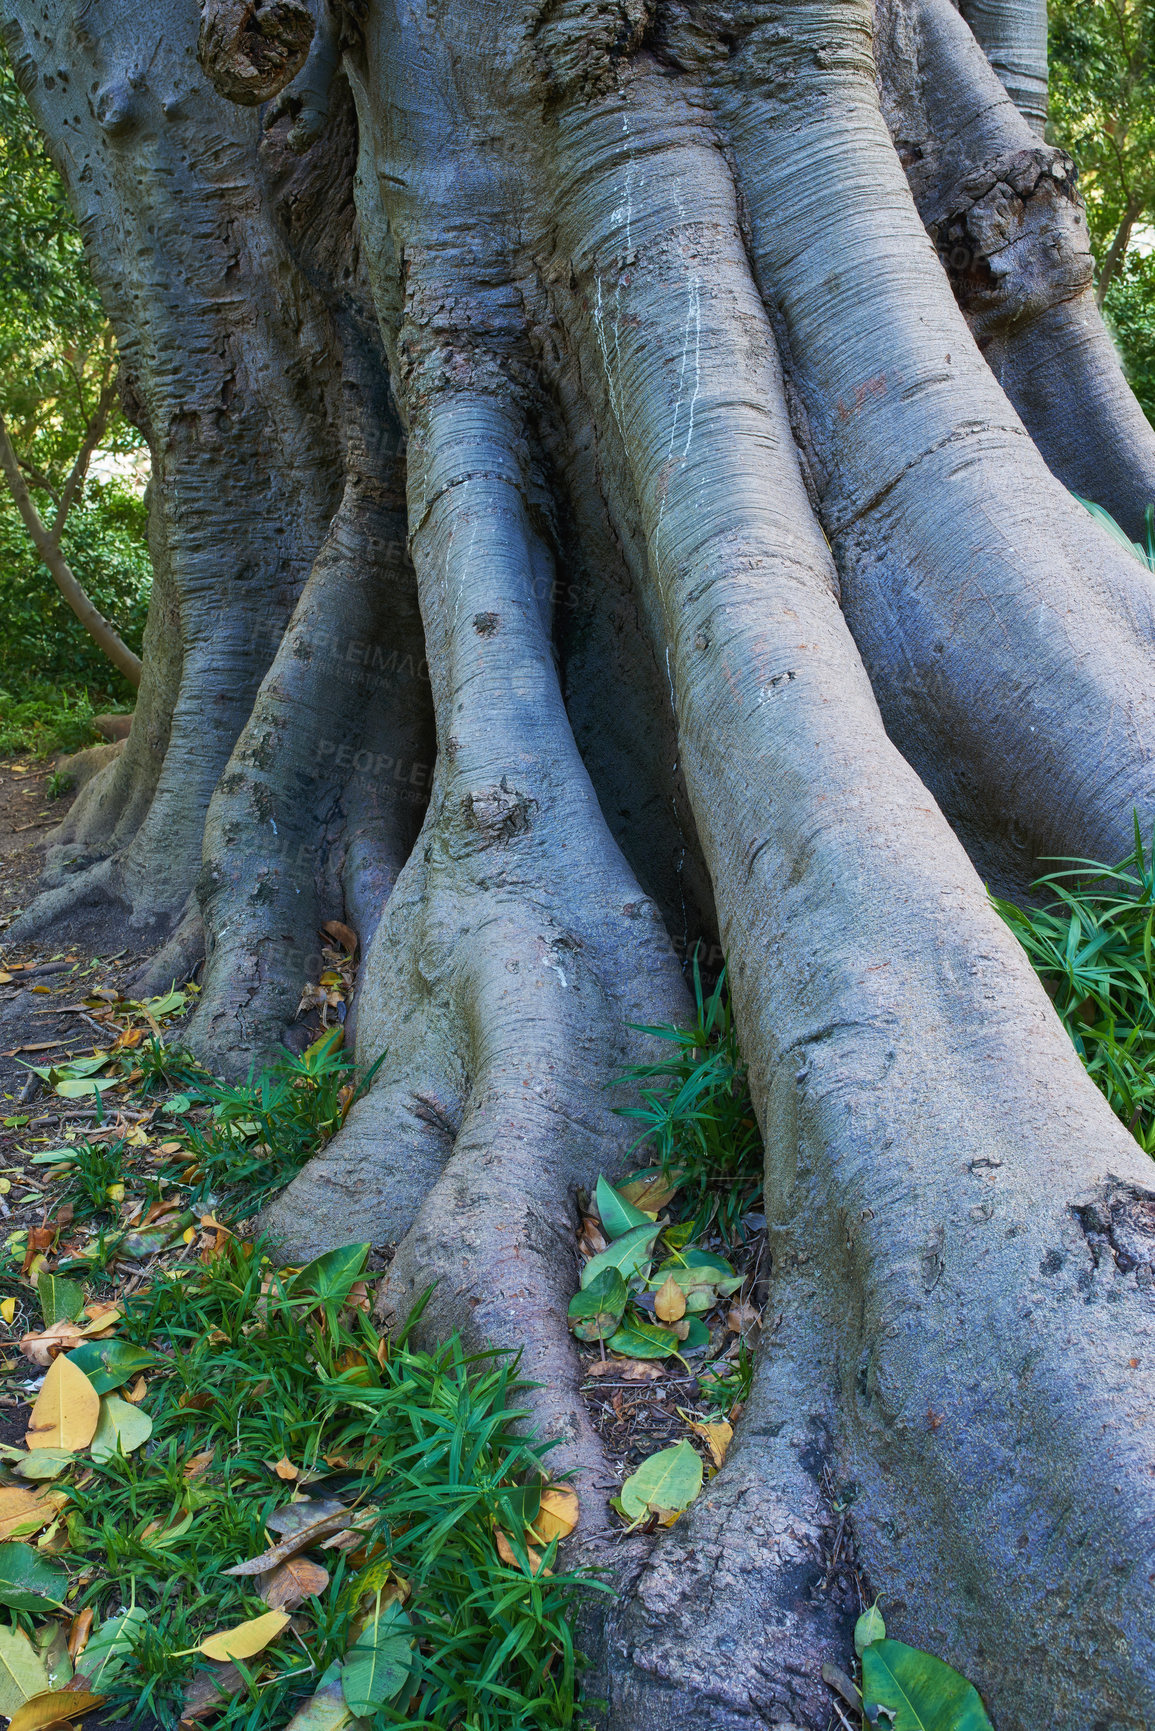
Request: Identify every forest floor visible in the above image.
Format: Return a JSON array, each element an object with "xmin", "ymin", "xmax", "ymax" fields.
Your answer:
[{"xmin": 0, "ymin": 762, "xmax": 780, "ymax": 1731}]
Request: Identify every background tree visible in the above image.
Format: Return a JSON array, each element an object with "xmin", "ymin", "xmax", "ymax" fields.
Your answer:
[
  {"xmin": 3, "ymin": 1, "xmax": 1155, "ymax": 1728},
  {"xmin": 0, "ymin": 52, "xmax": 148, "ymax": 740},
  {"xmin": 1050, "ymin": 0, "xmax": 1155, "ymax": 413}
]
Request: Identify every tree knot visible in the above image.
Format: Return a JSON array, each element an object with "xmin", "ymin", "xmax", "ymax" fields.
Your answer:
[
  {"xmin": 197, "ymin": 0, "xmax": 315, "ymax": 106},
  {"xmin": 462, "ymin": 778, "xmax": 537, "ymax": 845}
]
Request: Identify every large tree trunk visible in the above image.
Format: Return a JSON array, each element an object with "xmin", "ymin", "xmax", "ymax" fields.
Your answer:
[{"xmin": 6, "ymin": 0, "xmax": 1155, "ymax": 1725}]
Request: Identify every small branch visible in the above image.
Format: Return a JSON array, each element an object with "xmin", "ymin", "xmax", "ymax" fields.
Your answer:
[
  {"xmin": 0, "ymin": 409, "xmax": 142, "ymax": 689},
  {"xmin": 53, "ymin": 365, "xmax": 120, "ymax": 538},
  {"xmin": 17, "ymin": 459, "xmax": 61, "ymax": 507},
  {"xmin": 1096, "ymin": 199, "xmax": 1142, "ymax": 307}
]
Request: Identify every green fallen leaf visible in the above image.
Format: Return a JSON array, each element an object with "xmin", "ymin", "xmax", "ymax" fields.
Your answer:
[
  {"xmin": 0, "ymin": 1543, "xmax": 67, "ymax": 1612},
  {"xmin": 594, "ymin": 1174, "xmax": 654, "ymax": 1241},
  {"xmin": 286, "ymin": 1661, "xmax": 368, "ymax": 1729},
  {"xmin": 581, "ymin": 1222, "xmax": 660, "ymax": 1292},
  {"xmin": 54, "ymin": 1076, "xmax": 122, "ymax": 1099},
  {"xmin": 606, "ymin": 1317, "xmax": 681, "ymax": 1359},
  {"xmin": 22, "ymin": 1055, "xmax": 110, "ymax": 1083},
  {"xmin": 341, "ymin": 1602, "xmax": 413, "ymax": 1713},
  {"xmin": 0, "ymin": 1625, "xmax": 50, "ymax": 1716},
  {"xmin": 861, "ymin": 1639, "xmax": 995, "ymax": 1731},
  {"xmin": 76, "ymin": 1607, "xmax": 148, "ymax": 1689},
  {"xmin": 145, "ymin": 990, "xmax": 186, "ymax": 1017},
  {"xmin": 678, "ymin": 1316, "xmax": 710, "ymax": 1352},
  {"xmin": 291, "ymin": 1243, "xmax": 370, "ymax": 1311},
  {"xmin": 27, "ymin": 1148, "xmax": 81, "ymax": 1167},
  {"xmin": 856, "ymin": 1604, "xmax": 887, "ymax": 1656},
  {"xmin": 90, "ymin": 1395, "xmax": 152, "ymax": 1463},
  {"xmin": 620, "ymin": 1440, "xmax": 703, "ymax": 1524},
  {"xmin": 164, "ymin": 1093, "xmax": 193, "ymax": 1115},
  {"xmin": 37, "ymin": 1272, "xmax": 85, "ymax": 1329},
  {"xmin": 67, "ymin": 1340, "xmax": 155, "ymax": 1396},
  {"xmin": 12, "ymin": 1447, "xmax": 74, "ymax": 1482},
  {"xmin": 568, "ymin": 1266, "xmax": 627, "ymax": 1341}
]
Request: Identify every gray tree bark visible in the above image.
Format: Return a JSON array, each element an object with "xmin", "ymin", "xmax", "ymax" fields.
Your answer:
[{"xmin": 5, "ymin": 0, "xmax": 1155, "ymax": 1726}]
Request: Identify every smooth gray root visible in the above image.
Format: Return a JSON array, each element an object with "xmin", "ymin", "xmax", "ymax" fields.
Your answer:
[{"xmin": 185, "ymin": 83, "xmax": 431, "ymax": 1072}]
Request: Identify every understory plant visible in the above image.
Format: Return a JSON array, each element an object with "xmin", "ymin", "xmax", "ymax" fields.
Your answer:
[
  {"xmin": 994, "ymin": 814, "xmax": 1155, "ymax": 1153},
  {"xmin": 616, "ymin": 960, "xmax": 764, "ymax": 1240}
]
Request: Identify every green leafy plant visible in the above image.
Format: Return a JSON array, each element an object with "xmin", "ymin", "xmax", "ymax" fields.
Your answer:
[
  {"xmin": 993, "ymin": 813, "xmax": 1155, "ymax": 1153},
  {"xmin": 851, "ymin": 1606, "xmax": 995, "ymax": 1730},
  {"xmin": 617, "ymin": 959, "xmax": 763, "ymax": 1239}
]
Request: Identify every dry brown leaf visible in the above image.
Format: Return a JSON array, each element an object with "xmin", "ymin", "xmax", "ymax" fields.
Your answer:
[
  {"xmin": 19, "ymin": 1321, "xmax": 85, "ymax": 1366},
  {"xmin": 179, "ymin": 1661, "xmax": 244, "ymax": 1724},
  {"xmin": 21, "ymin": 1227, "xmax": 56, "ymax": 1276},
  {"xmin": 124, "ymin": 1377, "xmax": 147, "ymax": 1405},
  {"xmin": 653, "ymin": 1276, "xmax": 686, "ymax": 1324},
  {"xmin": 726, "ymin": 1302, "xmax": 762, "ymax": 1336},
  {"xmin": 320, "ymin": 919, "xmax": 358, "ymax": 954},
  {"xmin": 67, "ymin": 1608, "xmax": 93, "ymax": 1663},
  {"xmin": 7, "ymin": 1689, "xmax": 105, "ymax": 1731},
  {"xmin": 183, "ymin": 1447, "xmax": 216, "ymax": 1479},
  {"xmin": 224, "ymin": 1508, "xmax": 351, "ymax": 1576},
  {"xmin": 618, "ymin": 1169, "xmax": 684, "ymax": 1212},
  {"xmin": 688, "ymin": 1419, "xmax": 733, "ymax": 1469},
  {"xmin": 260, "ymin": 1555, "xmax": 329, "ymax": 1612},
  {"xmin": 272, "ymin": 1456, "xmax": 298, "ymax": 1481},
  {"xmin": 530, "ymin": 1485, "xmax": 579, "ymax": 1545},
  {"xmin": 25, "ymin": 1356, "xmax": 100, "ymax": 1452}
]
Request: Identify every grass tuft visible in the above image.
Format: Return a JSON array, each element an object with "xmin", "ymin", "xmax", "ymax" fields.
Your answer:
[{"xmin": 994, "ymin": 813, "xmax": 1155, "ymax": 1153}]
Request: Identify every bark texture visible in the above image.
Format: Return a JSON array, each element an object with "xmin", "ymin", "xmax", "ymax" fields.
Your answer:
[{"xmin": 7, "ymin": 0, "xmax": 1155, "ymax": 1725}]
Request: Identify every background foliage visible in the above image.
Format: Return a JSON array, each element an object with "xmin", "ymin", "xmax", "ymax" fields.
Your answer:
[
  {"xmin": 0, "ymin": 49, "xmax": 148, "ymax": 745},
  {"xmin": 1049, "ymin": 0, "xmax": 1155, "ymax": 421}
]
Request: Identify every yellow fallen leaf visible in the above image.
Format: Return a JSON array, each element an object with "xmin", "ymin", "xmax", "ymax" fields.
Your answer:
[
  {"xmin": 26, "ymin": 1354, "xmax": 100, "ymax": 1452},
  {"xmin": 653, "ymin": 1275, "xmax": 686, "ymax": 1324},
  {"xmin": 1, "ymin": 1296, "xmax": 15, "ymax": 1325},
  {"xmin": 529, "ymin": 1485, "xmax": 579, "ymax": 1546},
  {"xmin": 8, "ymin": 1688, "xmax": 106, "ymax": 1731},
  {"xmin": 197, "ymin": 1610, "xmax": 289, "ymax": 1663},
  {"xmin": 688, "ymin": 1419, "xmax": 733, "ymax": 1469},
  {"xmin": 124, "ymin": 1377, "xmax": 147, "ymax": 1404},
  {"xmin": 182, "ymin": 1227, "xmax": 196, "ymax": 1245},
  {"xmin": 106, "ymin": 1183, "xmax": 125, "ymax": 1203},
  {"xmin": 0, "ymin": 1485, "xmax": 63, "ymax": 1543}
]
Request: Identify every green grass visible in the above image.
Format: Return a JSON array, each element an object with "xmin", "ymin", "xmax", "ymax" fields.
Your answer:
[
  {"xmin": 616, "ymin": 960, "xmax": 764, "ymax": 1240},
  {"xmin": 994, "ymin": 815, "xmax": 1155, "ymax": 1154},
  {"xmin": 60, "ymin": 1243, "xmax": 600, "ymax": 1728}
]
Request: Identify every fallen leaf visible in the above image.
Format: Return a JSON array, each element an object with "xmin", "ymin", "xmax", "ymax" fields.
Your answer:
[
  {"xmin": 183, "ymin": 1448, "xmax": 216, "ymax": 1480},
  {"xmin": 0, "ymin": 1625, "xmax": 50, "ymax": 1716},
  {"xmin": 340, "ymin": 1604, "xmax": 412, "ymax": 1713},
  {"xmin": 688, "ymin": 1419, "xmax": 733, "ymax": 1469},
  {"xmin": 261, "ymin": 1555, "xmax": 330, "ymax": 1612},
  {"xmin": 529, "ymin": 1485, "xmax": 579, "ymax": 1545},
  {"xmin": 7, "ymin": 1688, "xmax": 105, "ymax": 1731},
  {"xmin": 74, "ymin": 1608, "xmax": 147, "ymax": 1689},
  {"xmin": 20, "ymin": 1321, "xmax": 85, "ymax": 1367},
  {"xmin": 124, "ymin": 1376, "xmax": 147, "ymax": 1404},
  {"xmin": 66, "ymin": 1610, "xmax": 93, "ymax": 1664},
  {"xmin": 0, "ymin": 1296, "xmax": 15, "ymax": 1326},
  {"xmin": 26, "ymin": 1355, "xmax": 100, "ymax": 1452},
  {"xmin": 21, "ymin": 1227, "xmax": 56, "ymax": 1276},
  {"xmin": 617, "ymin": 1168, "xmax": 683, "ymax": 1212},
  {"xmin": 14, "ymin": 1448, "xmax": 75, "ymax": 1484},
  {"xmin": 226, "ymin": 1498, "xmax": 351, "ymax": 1575},
  {"xmin": 620, "ymin": 1441, "xmax": 703, "ymax": 1527},
  {"xmin": 653, "ymin": 1275, "xmax": 686, "ymax": 1324},
  {"xmin": 198, "ymin": 1610, "xmax": 289, "ymax": 1664},
  {"xmin": 495, "ymin": 1527, "xmax": 546, "ymax": 1575},
  {"xmin": 726, "ymin": 1301, "xmax": 761, "ymax": 1336},
  {"xmin": 0, "ymin": 1487, "xmax": 65, "ymax": 1543},
  {"xmin": 90, "ymin": 1395, "xmax": 152, "ymax": 1462},
  {"xmin": 321, "ymin": 920, "xmax": 358, "ymax": 954},
  {"xmin": 179, "ymin": 1661, "xmax": 245, "ymax": 1725},
  {"xmin": 584, "ymin": 1358, "xmax": 662, "ymax": 1382},
  {"xmin": 283, "ymin": 1661, "xmax": 367, "ymax": 1729},
  {"xmin": 273, "ymin": 1455, "xmax": 298, "ymax": 1481},
  {"xmin": 0, "ymin": 1541, "xmax": 68, "ymax": 1611}
]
